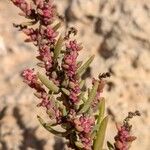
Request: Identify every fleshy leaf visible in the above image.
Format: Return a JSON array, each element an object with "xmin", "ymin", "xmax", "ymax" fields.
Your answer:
[
  {"xmin": 79, "ymin": 92, "xmax": 85, "ymax": 102},
  {"xmin": 53, "ymin": 22, "xmax": 61, "ymax": 31},
  {"xmin": 37, "ymin": 72, "xmax": 59, "ymax": 93},
  {"xmin": 79, "ymin": 81, "xmax": 99, "ymax": 114},
  {"xmin": 75, "ymin": 141, "xmax": 84, "ymax": 149},
  {"xmin": 54, "ymin": 35, "xmax": 63, "ymax": 60},
  {"xmin": 92, "ymin": 98, "xmax": 105, "ymax": 138},
  {"xmin": 37, "ymin": 115, "xmax": 67, "ymax": 137},
  {"xmin": 93, "ymin": 116, "xmax": 109, "ymax": 150},
  {"xmin": 61, "ymin": 88, "xmax": 70, "ymax": 96},
  {"xmin": 79, "ymin": 80, "xmax": 85, "ymax": 89},
  {"xmin": 77, "ymin": 55, "xmax": 95, "ymax": 76},
  {"xmin": 97, "ymin": 98, "xmax": 105, "ymax": 125}
]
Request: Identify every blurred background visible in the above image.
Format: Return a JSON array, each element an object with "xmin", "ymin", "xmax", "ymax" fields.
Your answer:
[{"xmin": 0, "ymin": 0, "xmax": 150, "ymax": 149}]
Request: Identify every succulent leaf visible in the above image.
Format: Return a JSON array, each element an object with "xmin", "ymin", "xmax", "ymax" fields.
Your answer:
[
  {"xmin": 37, "ymin": 72, "xmax": 59, "ymax": 93},
  {"xmin": 54, "ymin": 35, "xmax": 63, "ymax": 60},
  {"xmin": 75, "ymin": 141, "xmax": 84, "ymax": 149},
  {"xmin": 61, "ymin": 88, "xmax": 70, "ymax": 96},
  {"xmin": 37, "ymin": 115, "xmax": 67, "ymax": 137},
  {"xmin": 97, "ymin": 98, "xmax": 105, "ymax": 125},
  {"xmin": 77, "ymin": 55, "xmax": 95, "ymax": 76},
  {"xmin": 79, "ymin": 80, "xmax": 85, "ymax": 89},
  {"xmin": 79, "ymin": 81, "xmax": 99, "ymax": 114},
  {"xmin": 53, "ymin": 22, "xmax": 61, "ymax": 31},
  {"xmin": 77, "ymin": 61, "xmax": 83, "ymax": 68},
  {"xmin": 92, "ymin": 98, "xmax": 106, "ymax": 138},
  {"xmin": 93, "ymin": 116, "xmax": 109, "ymax": 150}
]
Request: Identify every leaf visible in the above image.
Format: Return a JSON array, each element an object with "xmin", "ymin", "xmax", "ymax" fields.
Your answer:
[
  {"xmin": 79, "ymin": 92, "xmax": 85, "ymax": 102},
  {"xmin": 79, "ymin": 80, "xmax": 85, "ymax": 89},
  {"xmin": 92, "ymin": 98, "xmax": 106, "ymax": 138},
  {"xmin": 53, "ymin": 22, "xmax": 61, "ymax": 31},
  {"xmin": 62, "ymin": 106, "xmax": 67, "ymax": 116},
  {"xmin": 107, "ymin": 141, "xmax": 115, "ymax": 150},
  {"xmin": 37, "ymin": 72, "xmax": 59, "ymax": 93},
  {"xmin": 77, "ymin": 61, "xmax": 83, "ymax": 68},
  {"xmin": 61, "ymin": 88, "xmax": 70, "ymax": 96},
  {"xmin": 54, "ymin": 35, "xmax": 63, "ymax": 60},
  {"xmin": 75, "ymin": 141, "xmax": 84, "ymax": 149},
  {"xmin": 78, "ymin": 81, "xmax": 99, "ymax": 114},
  {"xmin": 37, "ymin": 115, "xmax": 67, "ymax": 137},
  {"xmin": 77, "ymin": 55, "xmax": 95, "ymax": 76},
  {"xmin": 34, "ymin": 92, "xmax": 41, "ymax": 98},
  {"xmin": 93, "ymin": 116, "xmax": 109, "ymax": 150},
  {"xmin": 97, "ymin": 98, "xmax": 105, "ymax": 125}
]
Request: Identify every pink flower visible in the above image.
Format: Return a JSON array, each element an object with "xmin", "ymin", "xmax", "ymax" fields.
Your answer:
[
  {"xmin": 12, "ymin": 0, "xmax": 24, "ymax": 5},
  {"xmin": 22, "ymin": 68, "xmax": 37, "ymax": 86},
  {"xmin": 79, "ymin": 116, "xmax": 95, "ymax": 133},
  {"xmin": 38, "ymin": 45, "xmax": 53, "ymax": 70},
  {"xmin": 69, "ymin": 91, "xmax": 78, "ymax": 103},
  {"xmin": 37, "ymin": 1, "xmax": 56, "ymax": 24},
  {"xmin": 69, "ymin": 82, "xmax": 80, "ymax": 103},
  {"xmin": 22, "ymin": 28, "xmax": 38, "ymax": 42},
  {"xmin": 38, "ymin": 95, "xmax": 51, "ymax": 109},
  {"xmin": 63, "ymin": 53, "xmax": 77, "ymax": 78},
  {"xmin": 44, "ymin": 26, "xmax": 58, "ymax": 43},
  {"xmin": 37, "ymin": 94, "xmax": 62, "ymax": 123},
  {"xmin": 79, "ymin": 133, "xmax": 93, "ymax": 150},
  {"xmin": 114, "ymin": 124, "xmax": 137, "ymax": 150},
  {"xmin": 74, "ymin": 116, "xmax": 95, "ymax": 133},
  {"xmin": 66, "ymin": 40, "xmax": 82, "ymax": 51},
  {"xmin": 21, "ymin": 68, "xmax": 45, "ymax": 92}
]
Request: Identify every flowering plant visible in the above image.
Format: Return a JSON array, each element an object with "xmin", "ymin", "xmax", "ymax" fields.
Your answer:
[{"xmin": 10, "ymin": 0, "xmax": 140, "ymax": 150}]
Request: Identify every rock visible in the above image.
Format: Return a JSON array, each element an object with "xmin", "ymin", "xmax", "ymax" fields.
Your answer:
[{"xmin": 0, "ymin": 36, "xmax": 7, "ymax": 56}]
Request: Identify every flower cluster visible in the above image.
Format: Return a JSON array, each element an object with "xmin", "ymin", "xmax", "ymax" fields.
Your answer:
[
  {"xmin": 114, "ymin": 111, "xmax": 141, "ymax": 150},
  {"xmin": 74, "ymin": 115, "xmax": 95, "ymax": 133},
  {"xmin": 22, "ymin": 28, "xmax": 38, "ymax": 42},
  {"xmin": 79, "ymin": 133, "xmax": 93, "ymax": 150},
  {"xmin": 114, "ymin": 124, "xmax": 136, "ymax": 150},
  {"xmin": 36, "ymin": 0, "xmax": 56, "ymax": 25},
  {"xmin": 22, "ymin": 68, "xmax": 62, "ymax": 123},
  {"xmin": 10, "ymin": 0, "xmax": 140, "ymax": 150},
  {"xmin": 62, "ymin": 40, "xmax": 82, "ymax": 103},
  {"xmin": 92, "ymin": 78, "xmax": 106, "ymax": 109}
]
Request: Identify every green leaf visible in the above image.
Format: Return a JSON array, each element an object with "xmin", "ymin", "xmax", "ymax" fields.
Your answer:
[
  {"xmin": 79, "ymin": 92, "xmax": 85, "ymax": 102},
  {"xmin": 77, "ymin": 55, "xmax": 95, "ymax": 76},
  {"xmin": 93, "ymin": 116, "xmax": 109, "ymax": 150},
  {"xmin": 92, "ymin": 98, "xmax": 106, "ymax": 138},
  {"xmin": 61, "ymin": 88, "xmax": 70, "ymax": 96},
  {"xmin": 97, "ymin": 98, "xmax": 105, "ymax": 125},
  {"xmin": 54, "ymin": 36, "xmax": 63, "ymax": 60},
  {"xmin": 37, "ymin": 115, "xmax": 67, "ymax": 137},
  {"xmin": 79, "ymin": 81, "xmax": 99, "ymax": 114},
  {"xmin": 53, "ymin": 22, "xmax": 61, "ymax": 31},
  {"xmin": 75, "ymin": 141, "xmax": 84, "ymax": 149},
  {"xmin": 62, "ymin": 106, "xmax": 67, "ymax": 116},
  {"xmin": 107, "ymin": 141, "xmax": 115, "ymax": 150},
  {"xmin": 37, "ymin": 72, "xmax": 59, "ymax": 93},
  {"xmin": 79, "ymin": 80, "xmax": 85, "ymax": 89}
]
